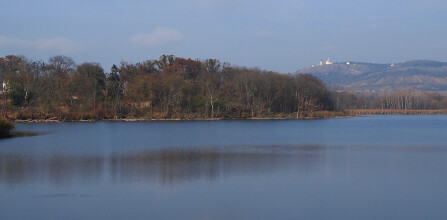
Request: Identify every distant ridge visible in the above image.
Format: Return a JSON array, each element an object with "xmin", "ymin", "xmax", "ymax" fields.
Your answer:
[{"xmin": 297, "ymin": 60, "xmax": 447, "ymax": 92}]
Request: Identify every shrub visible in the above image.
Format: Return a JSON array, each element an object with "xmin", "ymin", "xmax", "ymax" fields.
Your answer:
[{"xmin": 0, "ymin": 118, "xmax": 14, "ymax": 137}]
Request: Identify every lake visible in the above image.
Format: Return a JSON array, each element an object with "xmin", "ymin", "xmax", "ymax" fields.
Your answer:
[{"xmin": 1, "ymin": 115, "xmax": 447, "ymax": 219}]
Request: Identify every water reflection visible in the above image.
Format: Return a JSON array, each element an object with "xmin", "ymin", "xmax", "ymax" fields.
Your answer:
[
  {"xmin": 0, "ymin": 131, "xmax": 43, "ymax": 139},
  {"xmin": 111, "ymin": 148, "xmax": 321, "ymax": 185},
  {"xmin": 0, "ymin": 154, "xmax": 105, "ymax": 185},
  {"xmin": 0, "ymin": 146, "xmax": 321, "ymax": 186}
]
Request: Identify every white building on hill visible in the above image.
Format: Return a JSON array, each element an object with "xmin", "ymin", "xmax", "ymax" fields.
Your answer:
[{"xmin": 319, "ymin": 58, "xmax": 333, "ymax": 66}]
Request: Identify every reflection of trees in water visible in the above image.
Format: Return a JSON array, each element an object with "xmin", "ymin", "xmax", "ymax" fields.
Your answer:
[
  {"xmin": 0, "ymin": 147, "xmax": 322, "ymax": 186},
  {"xmin": 0, "ymin": 154, "xmax": 39, "ymax": 184},
  {"xmin": 47, "ymin": 156, "xmax": 105, "ymax": 184},
  {"xmin": 0, "ymin": 154, "xmax": 105, "ymax": 185}
]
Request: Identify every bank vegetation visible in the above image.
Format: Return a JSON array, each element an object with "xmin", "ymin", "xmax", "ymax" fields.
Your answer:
[{"xmin": 0, "ymin": 118, "xmax": 14, "ymax": 137}]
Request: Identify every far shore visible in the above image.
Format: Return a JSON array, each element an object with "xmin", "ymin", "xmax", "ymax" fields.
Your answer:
[{"xmin": 347, "ymin": 109, "xmax": 447, "ymax": 115}]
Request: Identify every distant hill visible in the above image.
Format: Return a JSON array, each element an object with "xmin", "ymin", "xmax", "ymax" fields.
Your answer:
[{"xmin": 297, "ymin": 60, "xmax": 447, "ymax": 92}]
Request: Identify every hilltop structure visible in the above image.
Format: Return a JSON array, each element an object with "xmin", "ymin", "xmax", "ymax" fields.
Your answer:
[{"xmin": 320, "ymin": 58, "xmax": 333, "ymax": 66}]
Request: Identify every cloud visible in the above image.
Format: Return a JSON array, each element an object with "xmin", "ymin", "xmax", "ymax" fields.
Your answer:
[
  {"xmin": 0, "ymin": 36, "xmax": 81, "ymax": 54},
  {"xmin": 130, "ymin": 27, "xmax": 184, "ymax": 47},
  {"xmin": 34, "ymin": 38, "xmax": 80, "ymax": 53}
]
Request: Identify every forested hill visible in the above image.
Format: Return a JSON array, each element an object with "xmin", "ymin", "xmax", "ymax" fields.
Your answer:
[{"xmin": 297, "ymin": 60, "xmax": 447, "ymax": 92}]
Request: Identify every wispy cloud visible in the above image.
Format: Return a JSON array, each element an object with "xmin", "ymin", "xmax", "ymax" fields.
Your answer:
[
  {"xmin": 130, "ymin": 27, "xmax": 184, "ymax": 47},
  {"xmin": 0, "ymin": 36, "xmax": 82, "ymax": 54}
]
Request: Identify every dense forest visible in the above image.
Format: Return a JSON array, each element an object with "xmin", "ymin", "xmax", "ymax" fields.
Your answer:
[
  {"xmin": 0, "ymin": 55, "xmax": 338, "ymax": 120},
  {"xmin": 1, "ymin": 55, "xmax": 447, "ymax": 121}
]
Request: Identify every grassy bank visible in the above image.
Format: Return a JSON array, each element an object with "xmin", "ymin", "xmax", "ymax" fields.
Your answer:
[{"xmin": 347, "ymin": 109, "xmax": 447, "ymax": 115}]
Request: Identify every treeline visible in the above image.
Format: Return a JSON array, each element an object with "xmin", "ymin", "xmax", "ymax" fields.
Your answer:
[
  {"xmin": 0, "ymin": 55, "xmax": 338, "ymax": 120},
  {"xmin": 333, "ymin": 89, "xmax": 447, "ymax": 110}
]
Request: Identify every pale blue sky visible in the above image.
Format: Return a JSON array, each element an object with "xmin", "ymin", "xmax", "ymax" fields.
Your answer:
[{"xmin": 1, "ymin": 0, "xmax": 446, "ymax": 73}]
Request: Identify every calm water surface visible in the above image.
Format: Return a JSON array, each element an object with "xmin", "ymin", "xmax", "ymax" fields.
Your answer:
[{"xmin": 1, "ymin": 115, "xmax": 447, "ymax": 219}]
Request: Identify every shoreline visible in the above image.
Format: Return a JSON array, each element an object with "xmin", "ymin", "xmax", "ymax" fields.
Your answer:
[
  {"xmin": 12, "ymin": 113, "xmax": 350, "ymax": 123},
  {"xmin": 347, "ymin": 109, "xmax": 447, "ymax": 115},
  {"xmin": 9, "ymin": 110, "xmax": 447, "ymax": 123},
  {"xmin": 13, "ymin": 117, "xmax": 341, "ymax": 123}
]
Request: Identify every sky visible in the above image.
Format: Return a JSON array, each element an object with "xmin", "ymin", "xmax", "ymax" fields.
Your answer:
[{"xmin": 1, "ymin": 0, "xmax": 447, "ymax": 73}]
